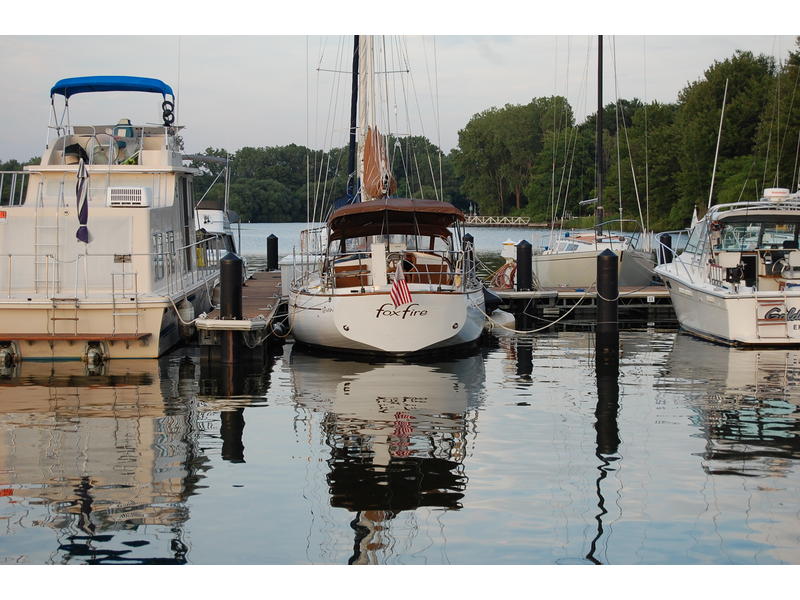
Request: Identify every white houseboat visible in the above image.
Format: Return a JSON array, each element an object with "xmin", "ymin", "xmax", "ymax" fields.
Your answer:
[{"xmin": 0, "ymin": 76, "xmax": 225, "ymax": 361}]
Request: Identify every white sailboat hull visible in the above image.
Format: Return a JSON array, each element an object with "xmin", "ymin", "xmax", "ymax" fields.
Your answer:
[
  {"xmin": 657, "ymin": 270, "xmax": 800, "ymax": 345},
  {"xmin": 289, "ymin": 288, "xmax": 486, "ymax": 355},
  {"xmin": 532, "ymin": 248, "xmax": 654, "ymax": 288}
]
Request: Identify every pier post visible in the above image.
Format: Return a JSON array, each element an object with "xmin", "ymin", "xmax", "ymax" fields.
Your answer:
[
  {"xmin": 220, "ymin": 252, "xmax": 243, "ymax": 364},
  {"xmin": 596, "ymin": 249, "xmax": 618, "ymax": 335},
  {"xmin": 516, "ymin": 240, "xmax": 532, "ymax": 292},
  {"xmin": 266, "ymin": 234, "xmax": 279, "ymax": 271},
  {"xmin": 658, "ymin": 233, "xmax": 673, "ymax": 264}
]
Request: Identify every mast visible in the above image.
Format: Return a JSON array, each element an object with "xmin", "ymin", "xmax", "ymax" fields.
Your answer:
[
  {"xmin": 346, "ymin": 35, "xmax": 360, "ymax": 200},
  {"xmin": 595, "ymin": 35, "xmax": 604, "ymax": 237}
]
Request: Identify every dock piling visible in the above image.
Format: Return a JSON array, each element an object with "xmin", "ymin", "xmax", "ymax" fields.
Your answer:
[
  {"xmin": 220, "ymin": 253, "xmax": 243, "ymax": 364},
  {"xmin": 267, "ymin": 234, "xmax": 279, "ymax": 271},
  {"xmin": 516, "ymin": 240, "xmax": 532, "ymax": 292},
  {"xmin": 596, "ymin": 249, "xmax": 618, "ymax": 335}
]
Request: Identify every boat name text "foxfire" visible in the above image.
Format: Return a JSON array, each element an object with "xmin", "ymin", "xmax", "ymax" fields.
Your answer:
[
  {"xmin": 765, "ymin": 307, "xmax": 800, "ymax": 321},
  {"xmin": 375, "ymin": 303, "xmax": 429, "ymax": 319}
]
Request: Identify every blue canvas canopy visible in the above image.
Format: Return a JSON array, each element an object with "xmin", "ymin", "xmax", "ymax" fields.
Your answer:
[{"xmin": 50, "ymin": 76, "xmax": 174, "ymax": 99}]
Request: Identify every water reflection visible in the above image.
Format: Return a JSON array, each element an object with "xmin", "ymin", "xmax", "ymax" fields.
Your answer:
[
  {"xmin": 0, "ymin": 352, "xmax": 274, "ymax": 564},
  {"xmin": 289, "ymin": 347, "xmax": 486, "ymax": 564},
  {"xmin": 586, "ymin": 331, "xmax": 621, "ymax": 565},
  {"xmin": 665, "ymin": 334, "xmax": 800, "ymax": 478},
  {"xmin": 0, "ymin": 358, "xmax": 203, "ymax": 563}
]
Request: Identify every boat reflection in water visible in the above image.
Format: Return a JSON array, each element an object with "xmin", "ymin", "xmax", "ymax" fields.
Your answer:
[
  {"xmin": 289, "ymin": 346, "xmax": 486, "ymax": 564},
  {"xmin": 0, "ymin": 358, "xmax": 205, "ymax": 563},
  {"xmin": 666, "ymin": 333, "xmax": 800, "ymax": 478},
  {"xmin": 0, "ymin": 352, "xmax": 273, "ymax": 564}
]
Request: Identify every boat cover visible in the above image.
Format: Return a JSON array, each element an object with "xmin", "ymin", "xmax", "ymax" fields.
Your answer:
[
  {"xmin": 51, "ymin": 76, "xmax": 174, "ymax": 98},
  {"xmin": 328, "ymin": 198, "xmax": 464, "ymax": 240}
]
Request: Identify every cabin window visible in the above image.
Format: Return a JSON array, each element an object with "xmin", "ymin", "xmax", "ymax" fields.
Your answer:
[
  {"xmin": 342, "ymin": 237, "xmax": 369, "ymax": 253},
  {"xmin": 152, "ymin": 232, "xmax": 165, "ymax": 280},
  {"xmin": 177, "ymin": 177, "xmax": 193, "ymax": 272},
  {"xmin": 166, "ymin": 231, "xmax": 176, "ymax": 276}
]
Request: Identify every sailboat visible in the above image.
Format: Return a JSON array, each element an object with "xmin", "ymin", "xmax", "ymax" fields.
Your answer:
[
  {"xmin": 288, "ymin": 36, "xmax": 486, "ymax": 355},
  {"xmin": 531, "ymin": 36, "xmax": 655, "ymax": 288}
]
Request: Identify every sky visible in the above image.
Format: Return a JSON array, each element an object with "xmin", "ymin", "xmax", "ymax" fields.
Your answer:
[{"xmin": 0, "ymin": 3, "xmax": 797, "ymax": 161}]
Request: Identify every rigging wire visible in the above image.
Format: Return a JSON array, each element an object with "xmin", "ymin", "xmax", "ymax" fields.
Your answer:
[
  {"xmin": 612, "ymin": 38, "xmax": 624, "ymax": 223},
  {"xmin": 777, "ymin": 51, "xmax": 800, "ymax": 187},
  {"xmin": 642, "ymin": 36, "xmax": 650, "ymax": 233}
]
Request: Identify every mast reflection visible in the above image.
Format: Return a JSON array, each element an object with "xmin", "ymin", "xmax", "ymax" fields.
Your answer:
[{"xmin": 289, "ymin": 346, "xmax": 486, "ymax": 564}]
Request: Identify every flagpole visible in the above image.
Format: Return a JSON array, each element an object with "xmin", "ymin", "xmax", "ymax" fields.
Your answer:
[{"xmin": 83, "ymin": 245, "xmax": 88, "ymax": 298}]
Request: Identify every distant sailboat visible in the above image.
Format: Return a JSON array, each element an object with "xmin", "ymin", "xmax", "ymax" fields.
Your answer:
[{"xmin": 531, "ymin": 35, "xmax": 655, "ymax": 288}]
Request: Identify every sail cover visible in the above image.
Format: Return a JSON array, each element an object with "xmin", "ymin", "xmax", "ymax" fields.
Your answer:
[{"xmin": 362, "ymin": 126, "xmax": 397, "ymax": 199}]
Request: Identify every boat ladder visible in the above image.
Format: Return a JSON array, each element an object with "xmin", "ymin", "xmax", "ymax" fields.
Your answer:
[
  {"xmin": 756, "ymin": 296, "xmax": 787, "ymax": 339},
  {"xmin": 111, "ymin": 271, "xmax": 141, "ymax": 335},
  {"xmin": 49, "ymin": 297, "xmax": 80, "ymax": 335},
  {"xmin": 34, "ymin": 182, "xmax": 61, "ymax": 295}
]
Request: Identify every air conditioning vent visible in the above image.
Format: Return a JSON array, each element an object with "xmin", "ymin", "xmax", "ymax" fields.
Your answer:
[{"xmin": 106, "ymin": 187, "xmax": 151, "ymax": 207}]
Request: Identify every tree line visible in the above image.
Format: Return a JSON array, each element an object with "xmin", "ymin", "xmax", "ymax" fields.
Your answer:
[
  {"xmin": 3, "ymin": 40, "xmax": 798, "ymax": 231},
  {"xmin": 454, "ymin": 40, "xmax": 800, "ymax": 230}
]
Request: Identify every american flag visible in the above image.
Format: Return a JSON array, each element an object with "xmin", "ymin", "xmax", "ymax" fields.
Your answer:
[{"xmin": 390, "ymin": 258, "xmax": 413, "ymax": 307}]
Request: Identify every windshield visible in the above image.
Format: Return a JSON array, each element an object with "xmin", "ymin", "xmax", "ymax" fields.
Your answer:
[{"xmin": 717, "ymin": 221, "xmax": 799, "ymax": 251}]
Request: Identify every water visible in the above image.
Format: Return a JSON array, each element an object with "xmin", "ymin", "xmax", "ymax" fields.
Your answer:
[
  {"xmin": 235, "ymin": 222, "xmax": 556, "ymax": 258},
  {"xmin": 2, "ymin": 329, "xmax": 800, "ymax": 565}
]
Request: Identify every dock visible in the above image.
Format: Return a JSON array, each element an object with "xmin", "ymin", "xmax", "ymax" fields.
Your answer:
[
  {"xmin": 195, "ymin": 270, "xmax": 285, "ymax": 346},
  {"xmin": 492, "ymin": 284, "xmax": 675, "ymax": 324}
]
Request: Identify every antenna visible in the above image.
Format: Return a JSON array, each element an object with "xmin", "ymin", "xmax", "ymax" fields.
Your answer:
[{"xmin": 708, "ymin": 78, "xmax": 729, "ymax": 209}]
